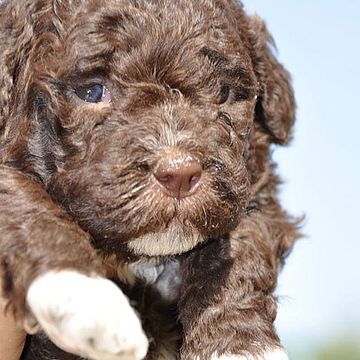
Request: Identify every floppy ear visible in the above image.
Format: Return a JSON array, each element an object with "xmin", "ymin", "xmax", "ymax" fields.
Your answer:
[
  {"xmin": 0, "ymin": 0, "xmax": 67, "ymax": 138},
  {"xmin": 249, "ymin": 15, "xmax": 295, "ymax": 145},
  {"xmin": 0, "ymin": 1, "xmax": 37, "ymax": 133},
  {"xmin": 0, "ymin": 54, "xmax": 11, "ymax": 133}
]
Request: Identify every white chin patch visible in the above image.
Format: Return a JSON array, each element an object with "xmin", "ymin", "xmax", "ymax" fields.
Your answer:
[
  {"xmin": 26, "ymin": 270, "xmax": 148, "ymax": 360},
  {"xmin": 127, "ymin": 224, "xmax": 205, "ymax": 256},
  {"xmin": 209, "ymin": 348, "xmax": 289, "ymax": 360}
]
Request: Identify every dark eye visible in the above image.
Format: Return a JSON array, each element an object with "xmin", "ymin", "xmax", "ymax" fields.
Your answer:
[
  {"xmin": 74, "ymin": 84, "xmax": 111, "ymax": 103},
  {"xmin": 218, "ymin": 85, "xmax": 230, "ymax": 104}
]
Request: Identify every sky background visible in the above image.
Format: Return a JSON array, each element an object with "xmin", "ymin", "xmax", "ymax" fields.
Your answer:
[{"xmin": 242, "ymin": 0, "xmax": 360, "ymax": 357}]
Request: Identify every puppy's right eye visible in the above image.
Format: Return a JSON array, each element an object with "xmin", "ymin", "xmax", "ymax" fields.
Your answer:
[{"xmin": 74, "ymin": 84, "xmax": 111, "ymax": 103}]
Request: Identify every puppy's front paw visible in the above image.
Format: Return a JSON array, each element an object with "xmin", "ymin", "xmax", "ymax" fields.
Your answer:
[
  {"xmin": 26, "ymin": 271, "xmax": 148, "ymax": 360},
  {"xmin": 260, "ymin": 348, "xmax": 289, "ymax": 360}
]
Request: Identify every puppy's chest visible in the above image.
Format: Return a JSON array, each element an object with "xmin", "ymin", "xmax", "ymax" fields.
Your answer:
[
  {"xmin": 115, "ymin": 259, "xmax": 183, "ymax": 359},
  {"xmin": 103, "ymin": 256, "xmax": 183, "ymax": 305},
  {"xmin": 127, "ymin": 259, "xmax": 182, "ymax": 305}
]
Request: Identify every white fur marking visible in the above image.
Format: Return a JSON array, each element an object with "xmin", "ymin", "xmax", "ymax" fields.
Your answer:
[
  {"xmin": 207, "ymin": 348, "xmax": 289, "ymax": 360},
  {"xmin": 26, "ymin": 271, "xmax": 148, "ymax": 360}
]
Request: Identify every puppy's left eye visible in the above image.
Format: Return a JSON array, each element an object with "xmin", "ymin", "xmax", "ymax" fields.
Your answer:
[
  {"xmin": 218, "ymin": 85, "xmax": 230, "ymax": 104},
  {"xmin": 75, "ymin": 84, "xmax": 111, "ymax": 103}
]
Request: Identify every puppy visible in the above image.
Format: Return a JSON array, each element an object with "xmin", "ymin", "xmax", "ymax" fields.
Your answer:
[{"xmin": 0, "ymin": 0, "xmax": 299, "ymax": 359}]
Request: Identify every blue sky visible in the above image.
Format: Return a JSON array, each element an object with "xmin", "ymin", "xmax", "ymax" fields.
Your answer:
[{"xmin": 243, "ymin": 0, "xmax": 360, "ymax": 353}]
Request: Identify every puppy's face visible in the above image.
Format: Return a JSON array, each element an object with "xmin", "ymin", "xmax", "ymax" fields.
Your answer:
[{"xmin": 0, "ymin": 0, "xmax": 295, "ymax": 257}]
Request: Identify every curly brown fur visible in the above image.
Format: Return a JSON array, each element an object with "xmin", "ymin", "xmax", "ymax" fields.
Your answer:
[{"xmin": 0, "ymin": 0, "xmax": 299, "ymax": 359}]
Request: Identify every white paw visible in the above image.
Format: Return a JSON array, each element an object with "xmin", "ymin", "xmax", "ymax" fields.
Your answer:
[
  {"xmin": 26, "ymin": 271, "xmax": 149, "ymax": 360},
  {"xmin": 261, "ymin": 348, "xmax": 289, "ymax": 360},
  {"xmin": 210, "ymin": 348, "xmax": 289, "ymax": 360}
]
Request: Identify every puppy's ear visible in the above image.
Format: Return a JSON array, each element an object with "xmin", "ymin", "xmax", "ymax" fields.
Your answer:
[
  {"xmin": 0, "ymin": 1, "xmax": 36, "ymax": 131},
  {"xmin": 249, "ymin": 16, "xmax": 295, "ymax": 145},
  {"xmin": 0, "ymin": 55, "xmax": 11, "ymax": 132}
]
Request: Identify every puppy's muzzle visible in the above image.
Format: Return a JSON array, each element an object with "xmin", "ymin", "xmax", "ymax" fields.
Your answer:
[{"xmin": 153, "ymin": 155, "xmax": 202, "ymax": 199}]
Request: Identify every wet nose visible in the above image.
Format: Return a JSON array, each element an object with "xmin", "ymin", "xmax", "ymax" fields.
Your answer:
[{"xmin": 154, "ymin": 157, "xmax": 202, "ymax": 199}]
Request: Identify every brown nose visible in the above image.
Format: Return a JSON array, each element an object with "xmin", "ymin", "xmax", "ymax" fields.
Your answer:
[{"xmin": 154, "ymin": 157, "xmax": 202, "ymax": 199}]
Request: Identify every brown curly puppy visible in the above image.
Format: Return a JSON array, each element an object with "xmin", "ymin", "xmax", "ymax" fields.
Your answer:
[{"xmin": 0, "ymin": 0, "xmax": 299, "ymax": 359}]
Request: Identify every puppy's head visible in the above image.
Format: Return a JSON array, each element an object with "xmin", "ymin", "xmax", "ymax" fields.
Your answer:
[{"xmin": 0, "ymin": 0, "xmax": 295, "ymax": 257}]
